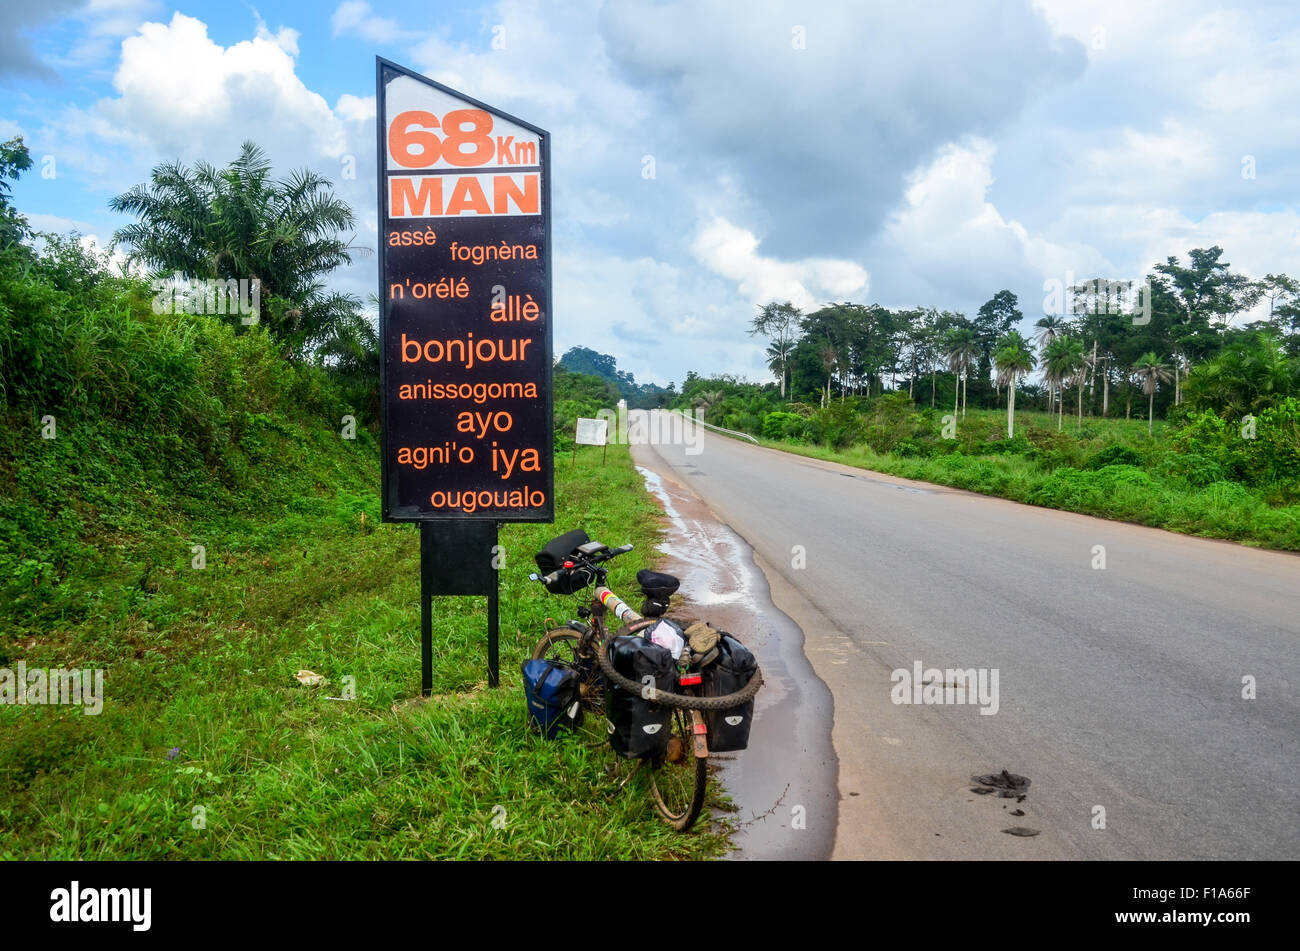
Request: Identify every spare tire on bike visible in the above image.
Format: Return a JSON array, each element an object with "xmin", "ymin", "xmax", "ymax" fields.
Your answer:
[
  {"xmin": 701, "ymin": 632, "xmax": 757, "ymax": 752},
  {"xmin": 605, "ymin": 636, "xmax": 675, "ymax": 759}
]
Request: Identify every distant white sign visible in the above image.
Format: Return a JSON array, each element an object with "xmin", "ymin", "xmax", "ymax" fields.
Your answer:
[{"xmin": 575, "ymin": 417, "xmax": 608, "ymax": 446}]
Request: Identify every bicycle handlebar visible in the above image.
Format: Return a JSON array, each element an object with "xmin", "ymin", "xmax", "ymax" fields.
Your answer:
[{"xmin": 531, "ymin": 542, "xmax": 634, "ymax": 590}]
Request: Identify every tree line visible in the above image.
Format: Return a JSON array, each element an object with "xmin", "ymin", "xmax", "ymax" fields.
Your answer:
[{"xmin": 751, "ymin": 251, "xmax": 1300, "ymax": 433}]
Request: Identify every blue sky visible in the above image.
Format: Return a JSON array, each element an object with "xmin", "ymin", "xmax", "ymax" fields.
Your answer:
[{"xmin": 3, "ymin": 1, "xmax": 1298, "ymax": 387}]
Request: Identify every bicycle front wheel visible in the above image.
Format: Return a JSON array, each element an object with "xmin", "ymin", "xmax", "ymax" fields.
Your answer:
[
  {"xmin": 648, "ymin": 705, "xmax": 708, "ymax": 831},
  {"xmin": 532, "ymin": 628, "xmax": 605, "ymax": 741}
]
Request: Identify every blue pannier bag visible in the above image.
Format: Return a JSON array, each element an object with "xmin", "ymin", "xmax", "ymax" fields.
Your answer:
[{"xmin": 522, "ymin": 659, "xmax": 582, "ymax": 738}]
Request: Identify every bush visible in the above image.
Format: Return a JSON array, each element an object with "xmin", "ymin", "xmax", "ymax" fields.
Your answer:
[
  {"xmin": 1021, "ymin": 464, "xmax": 1165, "ymax": 524},
  {"xmin": 813, "ymin": 401, "xmax": 864, "ymax": 450},
  {"xmin": 762, "ymin": 411, "xmax": 805, "ymax": 440},
  {"xmin": 986, "ymin": 432, "xmax": 1033, "ymax": 456},
  {"xmin": 1240, "ymin": 397, "xmax": 1300, "ymax": 490},
  {"xmin": 1157, "ymin": 451, "xmax": 1227, "ymax": 488},
  {"xmin": 732, "ymin": 411, "xmax": 763, "ymax": 435},
  {"xmin": 1169, "ymin": 410, "xmax": 1247, "ymax": 483},
  {"xmin": 1084, "ymin": 443, "xmax": 1145, "ymax": 469}
]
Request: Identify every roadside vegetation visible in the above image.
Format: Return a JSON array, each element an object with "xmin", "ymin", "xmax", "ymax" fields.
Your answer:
[
  {"xmin": 765, "ymin": 403, "xmax": 1300, "ymax": 550},
  {"xmin": 666, "ymin": 268, "xmax": 1299, "ymax": 550},
  {"xmin": 0, "ymin": 136, "xmax": 728, "ymax": 858}
]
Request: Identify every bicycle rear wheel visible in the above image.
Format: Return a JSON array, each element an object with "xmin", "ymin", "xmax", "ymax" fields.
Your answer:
[{"xmin": 647, "ymin": 705, "xmax": 708, "ymax": 831}]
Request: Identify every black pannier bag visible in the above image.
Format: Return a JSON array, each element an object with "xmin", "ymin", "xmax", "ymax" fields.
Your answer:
[
  {"xmin": 636, "ymin": 569, "xmax": 679, "ymax": 618},
  {"xmin": 535, "ymin": 529, "xmax": 594, "ymax": 594},
  {"xmin": 702, "ymin": 632, "xmax": 757, "ymax": 752},
  {"xmin": 605, "ymin": 635, "xmax": 675, "ymax": 759}
]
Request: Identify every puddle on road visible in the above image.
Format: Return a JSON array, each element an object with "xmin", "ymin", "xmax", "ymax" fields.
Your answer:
[
  {"xmin": 637, "ymin": 467, "xmax": 757, "ymax": 609},
  {"xmin": 633, "ymin": 464, "xmax": 836, "ymax": 859}
]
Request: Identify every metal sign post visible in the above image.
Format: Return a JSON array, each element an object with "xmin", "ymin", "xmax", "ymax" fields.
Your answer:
[{"xmin": 376, "ymin": 58, "xmax": 553, "ymax": 692}]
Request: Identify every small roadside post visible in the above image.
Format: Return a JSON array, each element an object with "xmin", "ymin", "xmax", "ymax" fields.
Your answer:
[{"xmin": 574, "ymin": 417, "xmax": 608, "ymax": 466}]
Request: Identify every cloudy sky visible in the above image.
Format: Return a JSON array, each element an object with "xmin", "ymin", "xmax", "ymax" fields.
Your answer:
[{"xmin": 3, "ymin": 0, "xmax": 1298, "ymax": 387}]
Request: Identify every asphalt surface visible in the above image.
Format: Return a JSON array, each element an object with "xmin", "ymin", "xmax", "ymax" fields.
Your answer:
[
  {"xmin": 635, "ymin": 465, "xmax": 838, "ymax": 859},
  {"xmin": 630, "ymin": 411, "xmax": 1299, "ymax": 860}
]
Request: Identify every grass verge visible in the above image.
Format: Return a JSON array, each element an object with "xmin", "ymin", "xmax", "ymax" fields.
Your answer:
[
  {"xmin": 761, "ymin": 408, "xmax": 1300, "ymax": 551},
  {"xmin": 1, "ymin": 439, "xmax": 731, "ymax": 859}
]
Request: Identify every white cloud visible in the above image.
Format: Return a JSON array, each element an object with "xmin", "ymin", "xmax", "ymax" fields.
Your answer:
[
  {"xmin": 692, "ymin": 218, "xmax": 868, "ymax": 312},
  {"xmin": 597, "ymin": 0, "xmax": 1084, "ymax": 259},
  {"xmin": 331, "ymin": 2, "xmax": 411, "ymax": 45},
  {"xmin": 26, "ymin": 212, "xmax": 96, "ymax": 234},
  {"xmin": 872, "ymin": 139, "xmax": 1112, "ymax": 310},
  {"xmin": 50, "ymin": 0, "xmax": 162, "ymax": 70},
  {"xmin": 334, "ymin": 93, "xmax": 375, "ymax": 123},
  {"xmin": 254, "ymin": 19, "xmax": 299, "ymax": 57},
  {"xmin": 98, "ymin": 13, "xmax": 347, "ymax": 163},
  {"xmin": 78, "ymin": 232, "xmax": 141, "ymax": 276},
  {"xmin": 554, "ymin": 248, "xmax": 766, "ymax": 385},
  {"xmin": 1069, "ymin": 121, "xmax": 1219, "ymax": 205},
  {"xmin": 18, "ymin": 12, "xmax": 381, "ymax": 305}
]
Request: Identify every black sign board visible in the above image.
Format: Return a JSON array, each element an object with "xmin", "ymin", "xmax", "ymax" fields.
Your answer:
[
  {"xmin": 377, "ymin": 58, "xmax": 553, "ymax": 523},
  {"xmin": 376, "ymin": 58, "xmax": 554, "ymax": 691}
]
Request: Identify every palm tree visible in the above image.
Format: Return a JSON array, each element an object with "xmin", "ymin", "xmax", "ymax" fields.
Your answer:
[
  {"xmin": 1132, "ymin": 352, "xmax": 1173, "ymax": 435},
  {"xmin": 1043, "ymin": 336, "xmax": 1085, "ymax": 431},
  {"xmin": 693, "ymin": 390, "xmax": 725, "ymax": 422},
  {"xmin": 1033, "ymin": 315, "xmax": 1068, "ymax": 349},
  {"xmin": 765, "ymin": 339, "xmax": 795, "ymax": 398},
  {"xmin": 1181, "ymin": 331, "xmax": 1294, "ymax": 418},
  {"xmin": 751, "ymin": 301, "xmax": 800, "ymax": 399},
  {"xmin": 316, "ymin": 309, "xmax": 380, "ymax": 420},
  {"xmin": 1034, "ymin": 316, "xmax": 1068, "ymax": 414},
  {"xmin": 110, "ymin": 141, "xmax": 365, "ymax": 360},
  {"xmin": 943, "ymin": 328, "xmax": 979, "ymax": 419},
  {"xmin": 1076, "ymin": 342, "xmax": 1095, "ymax": 430},
  {"xmin": 819, "ymin": 344, "xmax": 839, "ymax": 407},
  {"xmin": 993, "ymin": 330, "xmax": 1035, "ymax": 438}
]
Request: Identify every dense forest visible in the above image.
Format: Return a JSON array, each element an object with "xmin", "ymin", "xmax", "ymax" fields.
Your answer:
[{"xmin": 732, "ymin": 265, "xmax": 1297, "ymax": 424}]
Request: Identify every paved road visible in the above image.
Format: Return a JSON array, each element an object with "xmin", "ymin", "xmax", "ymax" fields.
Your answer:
[
  {"xmin": 631, "ymin": 412, "xmax": 1299, "ymax": 860},
  {"xmin": 634, "ymin": 465, "xmax": 838, "ymax": 859}
]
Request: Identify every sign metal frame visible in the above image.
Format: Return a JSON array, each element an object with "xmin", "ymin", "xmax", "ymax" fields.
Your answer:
[{"xmin": 375, "ymin": 57, "xmax": 554, "ymax": 691}]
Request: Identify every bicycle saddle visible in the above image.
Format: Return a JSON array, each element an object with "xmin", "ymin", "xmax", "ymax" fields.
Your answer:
[{"xmin": 636, "ymin": 570, "xmax": 679, "ymax": 599}]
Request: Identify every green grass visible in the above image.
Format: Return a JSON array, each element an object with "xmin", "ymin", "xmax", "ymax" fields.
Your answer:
[
  {"xmin": 0, "ymin": 434, "xmax": 731, "ymax": 859},
  {"xmin": 764, "ymin": 407, "xmax": 1300, "ymax": 551},
  {"xmin": 0, "ymin": 235, "xmax": 734, "ymax": 858}
]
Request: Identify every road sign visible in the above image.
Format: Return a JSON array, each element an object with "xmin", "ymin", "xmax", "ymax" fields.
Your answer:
[
  {"xmin": 574, "ymin": 417, "xmax": 607, "ymax": 446},
  {"xmin": 377, "ymin": 58, "xmax": 553, "ymax": 524},
  {"xmin": 376, "ymin": 58, "xmax": 554, "ymax": 691}
]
